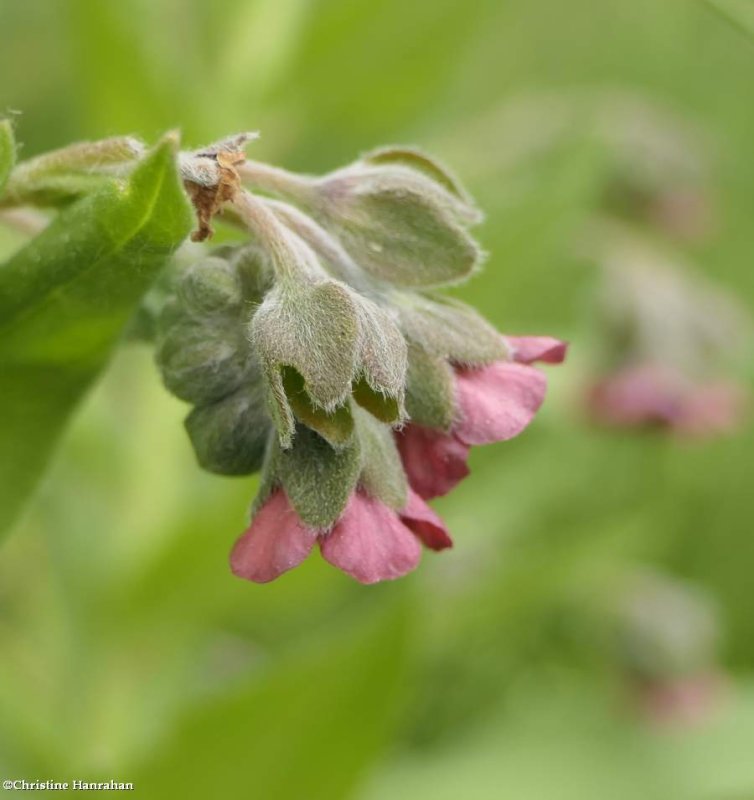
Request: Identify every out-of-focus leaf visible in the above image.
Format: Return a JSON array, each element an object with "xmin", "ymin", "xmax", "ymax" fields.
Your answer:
[
  {"xmin": 0, "ymin": 136, "xmax": 191, "ymax": 536},
  {"xmin": 0, "ymin": 119, "xmax": 15, "ymax": 195},
  {"xmin": 705, "ymin": 0, "xmax": 754, "ymax": 39},
  {"xmin": 132, "ymin": 599, "xmax": 411, "ymax": 800},
  {"xmin": 366, "ymin": 676, "xmax": 754, "ymax": 800}
]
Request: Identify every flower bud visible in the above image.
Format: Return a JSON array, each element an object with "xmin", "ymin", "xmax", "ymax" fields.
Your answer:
[
  {"xmin": 241, "ymin": 146, "xmax": 483, "ymax": 288},
  {"xmin": 252, "ymin": 279, "xmax": 360, "ymax": 411},
  {"xmin": 155, "ymin": 307, "xmax": 251, "ymax": 405},
  {"xmin": 276, "ymin": 424, "xmax": 362, "ymax": 528},
  {"xmin": 314, "ymin": 159, "xmax": 481, "ymax": 287},
  {"xmin": 176, "ymin": 256, "xmax": 243, "ymax": 316},
  {"xmin": 251, "ymin": 277, "xmax": 407, "ymax": 446},
  {"xmin": 185, "ymin": 386, "xmax": 270, "ymax": 475}
]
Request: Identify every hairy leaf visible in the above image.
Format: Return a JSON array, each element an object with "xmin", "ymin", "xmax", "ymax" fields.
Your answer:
[
  {"xmin": 0, "ymin": 136, "xmax": 191, "ymax": 536},
  {"xmin": 399, "ymin": 293, "xmax": 508, "ymax": 366},
  {"xmin": 362, "ymin": 145, "xmax": 475, "ymax": 207}
]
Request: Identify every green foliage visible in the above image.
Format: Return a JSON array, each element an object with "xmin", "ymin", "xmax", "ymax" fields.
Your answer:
[
  {"xmin": 0, "ymin": 136, "xmax": 143, "ymax": 208},
  {"xmin": 0, "ymin": 137, "xmax": 191, "ymax": 535},
  {"xmin": 0, "ymin": 118, "xmax": 15, "ymax": 194},
  {"xmin": 705, "ymin": 0, "xmax": 754, "ymax": 39},
  {"xmin": 131, "ymin": 600, "xmax": 411, "ymax": 800},
  {"xmin": 2, "ymin": 1, "xmax": 754, "ymax": 798}
]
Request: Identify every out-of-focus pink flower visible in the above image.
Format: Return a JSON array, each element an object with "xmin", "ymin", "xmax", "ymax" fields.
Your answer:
[
  {"xmin": 637, "ymin": 672, "xmax": 726, "ymax": 729},
  {"xmin": 230, "ymin": 486, "xmax": 452, "ymax": 585},
  {"xmin": 397, "ymin": 336, "xmax": 567, "ymax": 499},
  {"xmin": 588, "ymin": 363, "xmax": 746, "ymax": 437}
]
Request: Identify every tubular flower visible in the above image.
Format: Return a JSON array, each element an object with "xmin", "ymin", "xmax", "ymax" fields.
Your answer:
[
  {"xmin": 153, "ymin": 135, "xmax": 568, "ymax": 584},
  {"xmin": 230, "ymin": 487, "xmax": 451, "ymax": 585},
  {"xmin": 397, "ymin": 336, "xmax": 567, "ymax": 500},
  {"xmin": 588, "ymin": 363, "xmax": 746, "ymax": 437}
]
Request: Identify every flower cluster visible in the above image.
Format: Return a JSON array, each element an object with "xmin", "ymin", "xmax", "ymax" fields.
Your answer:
[
  {"xmin": 583, "ymin": 101, "xmax": 748, "ymax": 438},
  {"xmin": 156, "ymin": 138, "xmax": 566, "ymax": 584},
  {"xmin": 585, "ymin": 235, "xmax": 748, "ymax": 437}
]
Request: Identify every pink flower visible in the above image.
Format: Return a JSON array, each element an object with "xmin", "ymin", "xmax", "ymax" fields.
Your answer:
[
  {"xmin": 397, "ymin": 336, "xmax": 568, "ymax": 499},
  {"xmin": 230, "ymin": 487, "xmax": 452, "ymax": 585},
  {"xmin": 588, "ymin": 363, "xmax": 746, "ymax": 437},
  {"xmin": 637, "ymin": 672, "xmax": 726, "ymax": 729}
]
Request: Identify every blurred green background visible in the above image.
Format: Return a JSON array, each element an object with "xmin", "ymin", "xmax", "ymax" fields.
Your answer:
[{"xmin": 2, "ymin": 0, "xmax": 754, "ymax": 797}]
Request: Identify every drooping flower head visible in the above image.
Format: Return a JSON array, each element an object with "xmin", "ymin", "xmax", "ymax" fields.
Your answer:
[
  {"xmin": 155, "ymin": 136, "xmax": 567, "ymax": 583},
  {"xmin": 584, "ymin": 232, "xmax": 749, "ymax": 438}
]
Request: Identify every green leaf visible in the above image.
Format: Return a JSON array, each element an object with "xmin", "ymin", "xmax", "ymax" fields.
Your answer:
[
  {"xmin": 131, "ymin": 599, "xmax": 411, "ymax": 800},
  {"xmin": 0, "ymin": 118, "xmax": 15, "ymax": 196},
  {"xmin": 705, "ymin": 0, "xmax": 754, "ymax": 39},
  {"xmin": 0, "ymin": 136, "xmax": 191, "ymax": 536}
]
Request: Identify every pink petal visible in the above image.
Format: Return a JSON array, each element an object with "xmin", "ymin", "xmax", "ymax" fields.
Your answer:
[
  {"xmin": 230, "ymin": 489, "xmax": 317, "ymax": 583},
  {"xmin": 396, "ymin": 425, "xmax": 470, "ymax": 500},
  {"xmin": 677, "ymin": 382, "xmax": 747, "ymax": 437},
  {"xmin": 454, "ymin": 361, "xmax": 548, "ymax": 446},
  {"xmin": 400, "ymin": 490, "xmax": 453, "ymax": 551},
  {"xmin": 640, "ymin": 672, "xmax": 725, "ymax": 728},
  {"xmin": 320, "ymin": 493, "xmax": 422, "ymax": 584},
  {"xmin": 587, "ymin": 365, "xmax": 686, "ymax": 429},
  {"xmin": 505, "ymin": 336, "xmax": 568, "ymax": 365}
]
